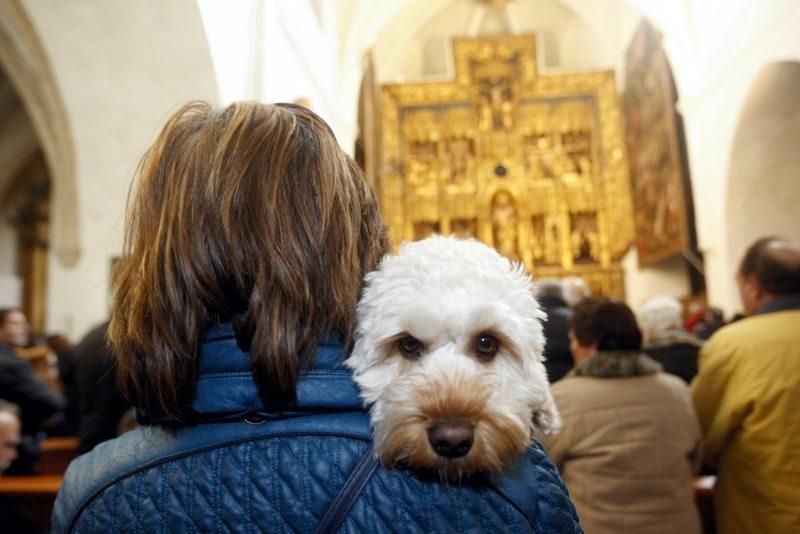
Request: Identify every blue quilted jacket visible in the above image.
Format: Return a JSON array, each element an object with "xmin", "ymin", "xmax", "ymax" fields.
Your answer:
[{"xmin": 53, "ymin": 324, "xmax": 581, "ymax": 533}]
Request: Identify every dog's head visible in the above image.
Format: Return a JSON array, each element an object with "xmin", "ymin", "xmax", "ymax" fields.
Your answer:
[{"xmin": 347, "ymin": 235, "xmax": 560, "ymax": 480}]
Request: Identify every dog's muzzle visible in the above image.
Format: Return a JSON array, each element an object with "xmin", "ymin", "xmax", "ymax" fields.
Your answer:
[{"xmin": 427, "ymin": 420, "xmax": 474, "ymax": 458}]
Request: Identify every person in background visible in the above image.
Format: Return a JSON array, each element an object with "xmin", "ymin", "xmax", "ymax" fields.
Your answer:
[
  {"xmin": 692, "ymin": 236, "xmax": 800, "ymax": 533},
  {"xmin": 536, "ymin": 278, "xmax": 573, "ymax": 382},
  {"xmin": 637, "ymin": 295, "xmax": 702, "ymax": 383},
  {"xmin": 0, "ymin": 309, "xmax": 65, "ymax": 474},
  {"xmin": 47, "ymin": 335, "xmax": 79, "ymax": 433},
  {"xmin": 45, "ymin": 334, "xmax": 71, "ymax": 357},
  {"xmin": 562, "ymin": 276, "xmax": 591, "ymax": 308},
  {"xmin": 70, "ymin": 321, "xmax": 130, "ymax": 454},
  {"xmin": 0, "ymin": 401, "xmax": 21, "ymax": 471},
  {"xmin": 540, "ymin": 298, "xmax": 701, "ymax": 533},
  {"xmin": 693, "ymin": 307, "xmax": 725, "ymax": 340},
  {"xmin": 0, "ymin": 400, "xmax": 41, "ymax": 532},
  {"xmin": 0, "ymin": 309, "xmax": 29, "ymax": 349},
  {"xmin": 683, "ymin": 302, "xmax": 705, "ymax": 334}
]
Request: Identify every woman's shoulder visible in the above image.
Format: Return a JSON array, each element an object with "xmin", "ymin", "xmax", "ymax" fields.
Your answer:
[
  {"xmin": 353, "ymin": 442, "xmax": 580, "ymax": 533},
  {"xmin": 552, "ymin": 371, "xmax": 690, "ymax": 415},
  {"xmin": 53, "ymin": 421, "xmax": 580, "ymax": 533},
  {"xmin": 53, "ymin": 412, "xmax": 374, "ymax": 531}
]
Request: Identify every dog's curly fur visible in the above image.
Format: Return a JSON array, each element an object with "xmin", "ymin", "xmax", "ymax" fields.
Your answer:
[{"xmin": 347, "ymin": 236, "xmax": 560, "ymax": 480}]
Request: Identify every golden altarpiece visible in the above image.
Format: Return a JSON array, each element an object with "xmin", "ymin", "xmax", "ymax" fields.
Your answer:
[{"xmin": 377, "ymin": 35, "xmax": 634, "ymax": 297}]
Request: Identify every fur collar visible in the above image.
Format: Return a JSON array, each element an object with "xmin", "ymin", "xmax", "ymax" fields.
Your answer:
[{"xmin": 567, "ymin": 350, "xmax": 662, "ymax": 379}]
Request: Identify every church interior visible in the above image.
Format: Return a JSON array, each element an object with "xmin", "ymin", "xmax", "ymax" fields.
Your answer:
[
  {"xmin": 0, "ymin": 0, "xmax": 798, "ymax": 530},
  {"xmin": 2, "ymin": 0, "xmax": 799, "ymax": 340}
]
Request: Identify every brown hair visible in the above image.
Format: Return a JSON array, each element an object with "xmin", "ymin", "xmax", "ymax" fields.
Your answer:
[
  {"xmin": 739, "ymin": 236, "xmax": 800, "ymax": 295},
  {"xmin": 570, "ymin": 298, "xmax": 642, "ymax": 351},
  {"xmin": 110, "ymin": 101, "xmax": 388, "ymax": 420}
]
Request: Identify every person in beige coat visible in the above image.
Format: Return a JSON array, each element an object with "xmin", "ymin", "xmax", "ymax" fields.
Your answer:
[{"xmin": 540, "ymin": 298, "xmax": 702, "ymax": 534}]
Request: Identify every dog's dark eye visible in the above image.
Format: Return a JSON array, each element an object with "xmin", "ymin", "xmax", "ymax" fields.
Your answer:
[
  {"xmin": 398, "ymin": 336, "xmax": 423, "ymax": 359},
  {"xmin": 475, "ymin": 334, "xmax": 499, "ymax": 361}
]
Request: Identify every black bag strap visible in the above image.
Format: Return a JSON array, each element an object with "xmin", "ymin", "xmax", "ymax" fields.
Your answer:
[{"xmin": 315, "ymin": 445, "xmax": 379, "ymax": 534}]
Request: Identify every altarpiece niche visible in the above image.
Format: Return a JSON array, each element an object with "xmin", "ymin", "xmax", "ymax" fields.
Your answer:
[{"xmin": 377, "ymin": 35, "xmax": 634, "ymax": 297}]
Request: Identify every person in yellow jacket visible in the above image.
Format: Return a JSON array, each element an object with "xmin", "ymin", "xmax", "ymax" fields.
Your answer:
[{"xmin": 692, "ymin": 236, "xmax": 800, "ymax": 533}]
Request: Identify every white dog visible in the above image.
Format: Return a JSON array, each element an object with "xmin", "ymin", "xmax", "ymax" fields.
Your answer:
[{"xmin": 347, "ymin": 235, "xmax": 560, "ymax": 480}]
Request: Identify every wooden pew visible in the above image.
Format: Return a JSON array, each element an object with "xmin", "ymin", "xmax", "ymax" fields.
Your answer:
[
  {"xmin": 39, "ymin": 437, "xmax": 79, "ymax": 475},
  {"xmin": 0, "ymin": 437, "xmax": 77, "ymax": 530},
  {"xmin": 0, "ymin": 475, "xmax": 62, "ymax": 531}
]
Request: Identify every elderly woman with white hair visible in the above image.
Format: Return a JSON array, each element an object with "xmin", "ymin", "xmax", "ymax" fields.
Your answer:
[{"xmin": 637, "ymin": 296, "xmax": 703, "ymax": 383}]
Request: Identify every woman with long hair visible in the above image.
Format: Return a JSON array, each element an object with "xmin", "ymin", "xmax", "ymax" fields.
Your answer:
[{"xmin": 53, "ymin": 101, "xmax": 579, "ymax": 532}]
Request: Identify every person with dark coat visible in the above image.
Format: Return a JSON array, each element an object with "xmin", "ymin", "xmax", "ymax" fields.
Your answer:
[
  {"xmin": 0, "ymin": 401, "xmax": 43, "ymax": 533},
  {"xmin": 0, "ymin": 345, "xmax": 65, "ymax": 434},
  {"xmin": 0, "ymin": 309, "xmax": 65, "ymax": 432},
  {"xmin": 537, "ymin": 279, "xmax": 573, "ymax": 382},
  {"xmin": 47, "ymin": 334, "xmax": 79, "ymax": 433},
  {"xmin": 69, "ymin": 321, "xmax": 130, "ymax": 454},
  {"xmin": 0, "ymin": 309, "xmax": 65, "ymax": 474},
  {"xmin": 693, "ymin": 307, "xmax": 725, "ymax": 340},
  {"xmin": 637, "ymin": 296, "xmax": 702, "ymax": 383},
  {"xmin": 53, "ymin": 102, "xmax": 580, "ymax": 532}
]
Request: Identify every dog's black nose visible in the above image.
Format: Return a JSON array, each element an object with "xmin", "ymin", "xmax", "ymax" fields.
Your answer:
[{"xmin": 427, "ymin": 421, "xmax": 474, "ymax": 458}]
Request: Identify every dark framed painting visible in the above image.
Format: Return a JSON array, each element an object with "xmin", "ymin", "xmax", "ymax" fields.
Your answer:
[{"xmin": 623, "ymin": 20, "xmax": 693, "ymax": 266}]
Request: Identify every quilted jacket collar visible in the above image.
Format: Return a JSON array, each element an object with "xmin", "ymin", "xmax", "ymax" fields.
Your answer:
[{"xmin": 187, "ymin": 323, "xmax": 363, "ymax": 421}]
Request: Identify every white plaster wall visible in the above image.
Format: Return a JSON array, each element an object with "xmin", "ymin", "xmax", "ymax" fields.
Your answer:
[
  {"xmin": 370, "ymin": 0, "xmax": 641, "ymax": 83},
  {"xmin": 263, "ymin": 1, "xmax": 357, "ymax": 150},
  {"xmin": 22, "ymin": 0, "xmax": 219, "ymax": 340},
  {"xmin": 372, "ymin": 0, "xmax": 476, "ymax": 82},
  {"xmin": 0, "ymin": 220, "xmax": 16, "ymax": 276},
  {"xmin": 197, "ymin": 0, "xmax": 257, "ymax": 104},
  {"xmin": 198, "ymin": 0, "xmax": 355, "ymax": 151},
  {"xmin": 726, "ymin": 60, "xmax": 800, "ymax": 287},
  {"xmin": 0, "ymin": 274, "xmax": 21, "ymax": 308},
  {"xmin": 622, "ymin": 249, "xmax": 691, "ymax": 309},
  {"xmin": 672, "ymin": 2, "xmax": 800, "ymax": 314}
]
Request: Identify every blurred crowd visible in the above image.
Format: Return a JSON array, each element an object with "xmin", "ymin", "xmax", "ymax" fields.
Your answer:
[
  {"xmin": 0, "ymin": 235, "xmax": 798, "ymax": 532},
  {"xmin": 536, "ymin": 236, "xmax": 800, "ymax": 533},
  {"xmin": 0, "ymin": 311, "xmax": 130, "ymax": 477}
]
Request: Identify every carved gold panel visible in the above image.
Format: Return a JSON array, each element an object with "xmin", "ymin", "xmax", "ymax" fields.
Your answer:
[{"xmin": 378, "ymin": 34, "xmax": 634, "ymax": 297}]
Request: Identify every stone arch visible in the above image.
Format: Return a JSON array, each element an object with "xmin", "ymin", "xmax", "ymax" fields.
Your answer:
[
  {"xmin": 725, "ymin": 61, "xmax": 800, "ymax": 275},
  {"xmin": 0, "ymin": 0, "xmax": 78, "ymax": 266}
]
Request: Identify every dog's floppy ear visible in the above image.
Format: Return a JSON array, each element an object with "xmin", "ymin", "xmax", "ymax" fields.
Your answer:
[{"xmin": 533, "ymin": 390, "xmax": 562, "ymax": 435}]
